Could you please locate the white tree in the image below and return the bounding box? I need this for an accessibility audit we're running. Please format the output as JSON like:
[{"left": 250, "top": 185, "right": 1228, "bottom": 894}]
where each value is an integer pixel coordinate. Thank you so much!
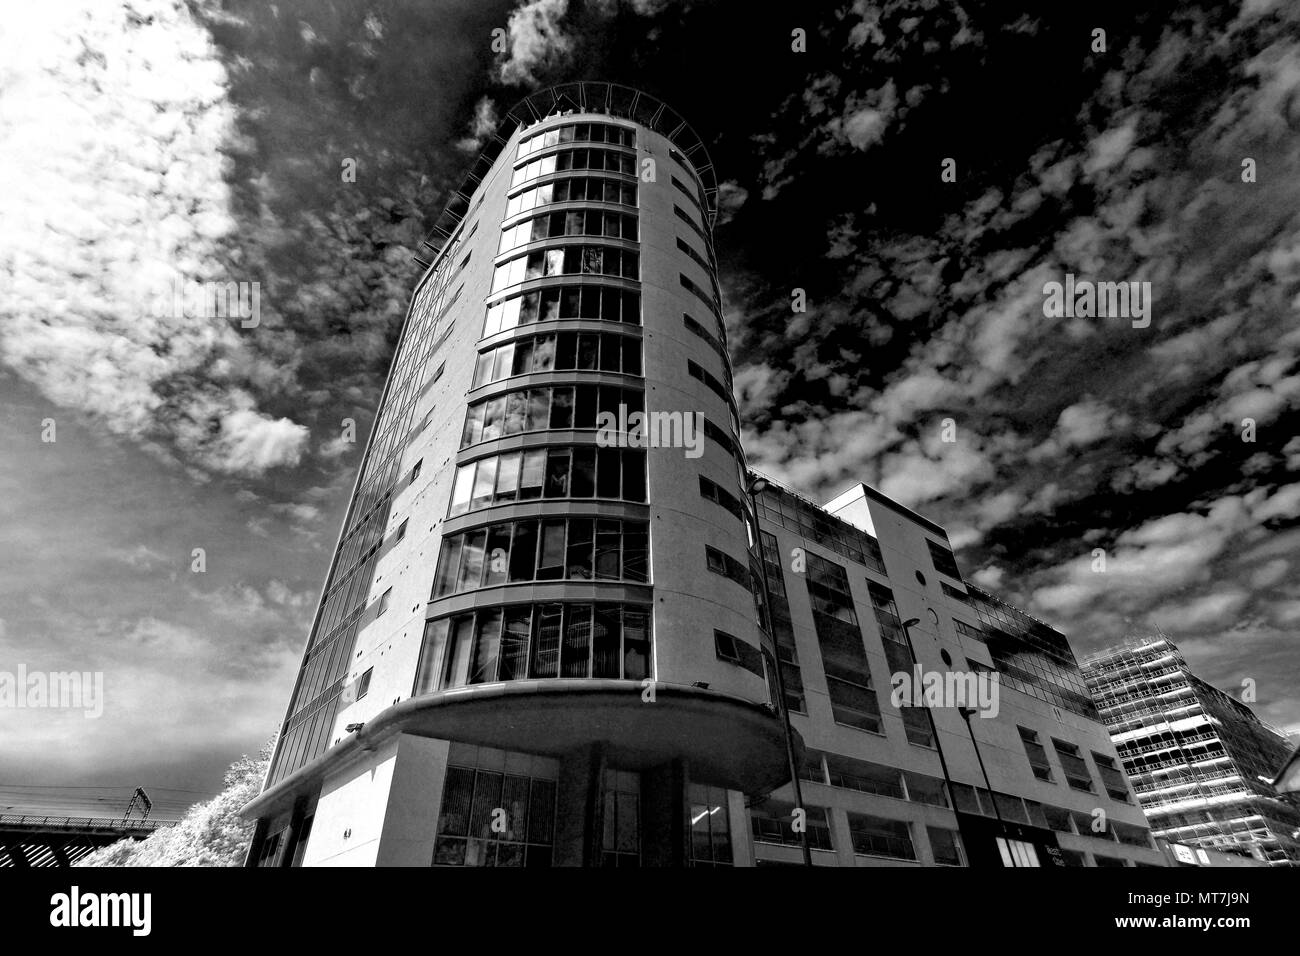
[{"left": 78, "top": 735, "right": 275, "bottom": 867}]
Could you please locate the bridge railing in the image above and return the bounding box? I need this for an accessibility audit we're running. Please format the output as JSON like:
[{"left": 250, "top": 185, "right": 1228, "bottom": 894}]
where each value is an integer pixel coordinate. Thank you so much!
[{"left": 0, "top": 814, "right": 175, "bottom": 832}]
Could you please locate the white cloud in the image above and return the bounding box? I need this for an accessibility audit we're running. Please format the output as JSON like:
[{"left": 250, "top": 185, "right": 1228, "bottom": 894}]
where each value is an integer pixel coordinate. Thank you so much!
[
  {"left": 0, "top": 0, "right": 310, "bottom": 477},
  {"left": 495, "top": 0, "right": 573, "bottom": 85}
]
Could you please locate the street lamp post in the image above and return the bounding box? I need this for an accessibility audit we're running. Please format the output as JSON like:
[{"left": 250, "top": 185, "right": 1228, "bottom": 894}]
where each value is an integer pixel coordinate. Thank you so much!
[
  {"left": 899, "top": 618, "right": 959, "bottom": 797},
  {"left": 746, "top": 475, "right": 813, "bottom": 867},
  {"left": 900, "top": 617, "right": 1012, "bottom": 866}
]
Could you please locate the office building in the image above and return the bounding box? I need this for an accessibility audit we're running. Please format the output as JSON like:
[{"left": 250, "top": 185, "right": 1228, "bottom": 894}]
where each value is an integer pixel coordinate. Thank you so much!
[
  {"left": 242, "top": 83, "right": 1159, "bottom": 867},
  {"left": 748, "top": 480, "right": 1162, "bottom": 866},
  {"left": 242, "top": 83, "right": 786, "bottom": 866},
  {"left": 1081, "top": 634, "right": 1300, "bottom": 865}
]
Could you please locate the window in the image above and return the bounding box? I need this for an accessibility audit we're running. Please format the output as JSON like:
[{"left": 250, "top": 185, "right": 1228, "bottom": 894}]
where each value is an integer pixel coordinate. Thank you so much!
[
  {"left": 396, "top": 519, "right": 408, "bottom": 542},
  {"left": 510, "top": 146, "right": 636, "bottom": 188},
  {"left": 506, "top": 175, "right": 638, "bottom": 218},
  {"left": 500, "top": 209, "right": 638, "bottom": 253},
  {"left": 848, "top": 813, "right": 915, "bottom": 860},
  {"left": 449, "top": 447, "right": 646, "bottom": 516},
  {"left": 484, "top": 285, "right": 640, "bottom": 337},
  {"left": 410, "top": 459, "right": 423, "bottom": 482},
  {"left": 679, "top": 273, "right": 720, "bottom": 317},
  {"left": 356, "top": 667, "right": 372, "bottom": 699},
  {"left": 433, "top": 766, "right": 556, "bottom": 867},
  {"left": 432, "top": 518, "right": 649, "bottom": 596},
  {"left": 806, "top": 555, "right": 880, "bottom": 732},
  {"left": 1051, "top": 738, "right": 1096, "bottom": 792},
  {"left": 754, "top": 483, "right": 887, "bottom": 575},
  {"left": 705, "top": 545, "right": 751, "bottom": 590},
  {"left": 953, "top": 618, "right": 985, "bottom": 642},
  {"left": 516, "top": 121, "right": 635, "bottom": 159},
  {"left": 1092, "top": 752, "right": 1132, "bottom": 802},
  {"left": 472, "top": 330, "right": 641, "bottom": 387},
  {"left": 713, "top": 629, "right": 764, "bottom": 677},
  {"left": 701, "top": 417, "right": 743, "bottom": 463},
  {"left": 806, "top": 553, "right": 856, "bottom": 622},
  {"left": 672, "top": 174, "right": 705, "bottom": 212},
  {"left": 825, "top": 755, "right": 904, "bottom": 799},
  {"left": 682, "top": 313, "right": 730, "bottom": 373},
  {"left": 900, "top": 707, "right": 935, "bottom": 748},
  {"left": 941, "top": 581, "right": 969, "bottom": 604},
  {"left": 688, "top": 784, "right": 733, "bottom": 867},
  {"left": 927, "top": 539, "right": 962, "bottom": 580},
  {"left": 699, "top": 475, "right": 744, "bottom": 521},
  {"left": 1093, "top": 855, "right": 1127, "bottom": 867},
  {"left": 903, "top": 772, "right": 949, "bottom": 808},
  {"left": 997, "top": 837, "right": 1041, "bottom": 867},
  {"left": 460, "top": 384, "right": 645, "bottom": 448},
  {"left": 827, "top": 674, "right": 881, "bottom": 733},
  {"left": 601, "top": 770, "right": 641, "bottom": 866},
  {"left": 377, "top": 587, "right": 392, "bottom": 616},
  {"left": 676, "top": 235, "right": 716, "bottom": 284},
  {"left": 750, "top": 801, "right": 833, "bottom": 851},
  {"left": 1113, "top": 821, "right": 1151, "bottom": 848},
  {"left": 687, "top": 359, "right": 734, "bottom": 411},
  {"left": 673, "top": 204, "right": 711, "bottom": 249},
  {"left": 255, "top": 829, "right": 284, "bottom": 867},
  {"left": 1018, "top": 726, "right": 1055, "bottom": 782},
  {"left": 1042, "top": 804, "right": 1073, "bottom": 832},
  {"left": 866, "top": 581, "right": 904, "bottom": 644},
  {"left": 416, "top": 602, "right": 651, "bottom": 690},
  {"left": 928, "top": 827, "right": 964, "bottom": 866},
  {"left": 492, "top": 244, "right": 638, "bottom": 293}
]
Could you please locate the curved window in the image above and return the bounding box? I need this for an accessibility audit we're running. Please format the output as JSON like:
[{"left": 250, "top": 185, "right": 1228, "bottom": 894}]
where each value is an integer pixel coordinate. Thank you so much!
[
  {"left": 474, "top": 331, "right": 641, "bottom": 388},
  {"left": 512, "top": 148, "right": 635, "bottom": 188},
  {"left": 461, "top": 384, "right": 644, "bottom": 448},
  {"left": 507, "top": 177, "right": 638, "bottom": 218},
  {"left": 518, "top": 122, "right": 635, "bottom": 160},
  {"left": 416, "top": 600, "right": 650, "bottom": 693},
  {"left": 449, "top": 446, "right": 647, "bottom": 516},
  {"left": 500, "top": 210, "right": 637, "bottom": 254},
  {"left": 492, "top": 245, "right": 638, "bottom": 294},
  {"left": 432, "top": 517, "right": 649, "bottom": 597},
  {"left": 484, "top": 285, "right": 640, "bottom": 337}
]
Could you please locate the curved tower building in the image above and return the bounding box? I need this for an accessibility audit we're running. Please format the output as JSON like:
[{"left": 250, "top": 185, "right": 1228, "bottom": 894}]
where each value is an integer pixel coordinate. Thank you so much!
[{"left": 243, "top": 83, "right": 791, "bottom": 867}]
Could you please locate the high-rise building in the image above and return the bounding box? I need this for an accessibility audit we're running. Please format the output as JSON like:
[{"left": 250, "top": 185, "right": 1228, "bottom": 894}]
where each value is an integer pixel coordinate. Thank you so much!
[
  {"left": 242, "top": 83, "right": 789, "bottom": 867},
  {"left": 1081, "top": 634, "right": 1300, "bottom": 866},
  {"left": 748, "top": 481, "right": 1162, "bottom": 866},
  {"left": 242, "top": 83, "right": 1158, "bottom": 867}
]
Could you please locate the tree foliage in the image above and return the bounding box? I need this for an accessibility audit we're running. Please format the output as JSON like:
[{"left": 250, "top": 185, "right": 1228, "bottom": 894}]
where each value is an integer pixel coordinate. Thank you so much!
[{"left": 78, "top": 736, "right": 275, "bottom": 867}]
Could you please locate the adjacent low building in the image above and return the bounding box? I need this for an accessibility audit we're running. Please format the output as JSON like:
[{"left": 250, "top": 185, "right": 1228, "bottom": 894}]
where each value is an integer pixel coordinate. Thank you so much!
[
  {"left": 1081, "top": 634, "right": 1300, "bottom": 866},
  {"left": 748, "top": 480, "right": 1162, "bottom": 867}
]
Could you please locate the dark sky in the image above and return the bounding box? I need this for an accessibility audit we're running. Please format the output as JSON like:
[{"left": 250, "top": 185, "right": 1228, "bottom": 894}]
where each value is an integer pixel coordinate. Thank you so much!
[{"left": 2, "top": 0, "right": 1298, "bottom": 812}]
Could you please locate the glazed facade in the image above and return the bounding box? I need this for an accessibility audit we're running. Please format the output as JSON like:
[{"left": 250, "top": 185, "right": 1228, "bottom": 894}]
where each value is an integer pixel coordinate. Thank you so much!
[{"left": 1081, "top": 635, "right": 1300, "bottom": 865}]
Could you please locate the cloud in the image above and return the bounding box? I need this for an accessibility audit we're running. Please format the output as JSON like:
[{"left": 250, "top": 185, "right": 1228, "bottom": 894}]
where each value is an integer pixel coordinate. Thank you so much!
[
  {"left": 495, "top": 0, "right": 573, "bottom": 85},
  {"left": 455, "top": 95, "right": 498, "bottom": 153},
  {"left": 0, "top": 0, "right": 310, "bottom": 478},
  {"left": 1082, "top": 119, "right": 1139, "bottom": 178}
]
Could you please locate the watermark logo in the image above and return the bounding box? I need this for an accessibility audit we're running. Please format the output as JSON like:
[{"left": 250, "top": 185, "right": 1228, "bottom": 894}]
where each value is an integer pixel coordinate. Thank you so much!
[
  {"left": 0, "top": 665, "right": 103, "bottom": 718},
  {"left": 1042, "top": 274, "right": 1151, "bottom": 329},
  {"left": 50, "top": 887, "right": 150, "bottom": 936},
  {"left": 151, "top": 273, "right": 261, "bottom": 328},
  {"left": 890, "top": 665, "right": 999, "bottom": 718},
  {"left": 595, "top": 404, "right": 704, "bottom": 459}
]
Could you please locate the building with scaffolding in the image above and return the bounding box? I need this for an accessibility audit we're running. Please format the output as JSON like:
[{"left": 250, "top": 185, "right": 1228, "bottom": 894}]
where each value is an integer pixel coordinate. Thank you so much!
[{"left": 1080, "top": 634, "right": 1300, "bottom": 865}]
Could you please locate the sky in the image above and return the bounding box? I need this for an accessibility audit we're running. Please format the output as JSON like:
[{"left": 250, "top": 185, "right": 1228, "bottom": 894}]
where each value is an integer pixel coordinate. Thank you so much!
[{"left": 2, "top": 0, "right": 1299, "bottom": 814}]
